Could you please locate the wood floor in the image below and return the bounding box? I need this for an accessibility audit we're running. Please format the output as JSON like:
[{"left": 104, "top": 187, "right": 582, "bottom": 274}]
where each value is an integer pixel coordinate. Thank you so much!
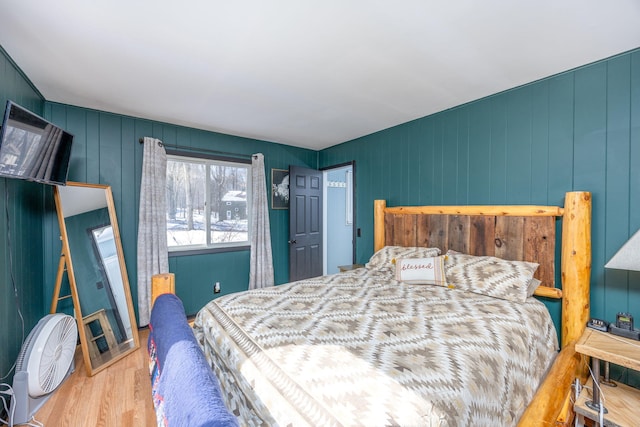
[{"left": 7, "top": 328, "right": 156, "bottom": 427}]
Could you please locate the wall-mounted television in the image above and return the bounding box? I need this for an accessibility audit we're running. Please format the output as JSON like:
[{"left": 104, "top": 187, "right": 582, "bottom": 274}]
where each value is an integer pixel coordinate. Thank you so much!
[{"left": 0, "top": 101, "right": 73, "bottom": 185}]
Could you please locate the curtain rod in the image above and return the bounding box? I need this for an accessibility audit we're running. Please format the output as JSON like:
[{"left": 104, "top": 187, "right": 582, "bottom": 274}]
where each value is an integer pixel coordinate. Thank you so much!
[{"left": 138, "top": 137, "right": 255, "bottom": 160}]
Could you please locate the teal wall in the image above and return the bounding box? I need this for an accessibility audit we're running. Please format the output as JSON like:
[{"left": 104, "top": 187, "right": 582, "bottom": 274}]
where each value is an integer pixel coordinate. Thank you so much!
[
  {"left": 320, "top": 48, "right": 640, "bottom": 386},
  {"left": 42, "top": 102, "right": 318, "bottom": 318},
  {"left": 0, "top": 47, "right": 46, "bottom": 380}
]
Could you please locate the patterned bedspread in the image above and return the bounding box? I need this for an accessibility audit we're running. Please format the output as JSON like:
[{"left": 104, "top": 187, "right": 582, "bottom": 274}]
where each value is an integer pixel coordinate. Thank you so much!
[{"left": 193, "top": 266, "right": 558, "bottom": 426}]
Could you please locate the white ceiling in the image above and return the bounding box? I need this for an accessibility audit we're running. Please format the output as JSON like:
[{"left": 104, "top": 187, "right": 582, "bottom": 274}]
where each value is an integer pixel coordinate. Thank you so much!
[{"left": 1, "top": 1, "right": 639, "bottom": 150}]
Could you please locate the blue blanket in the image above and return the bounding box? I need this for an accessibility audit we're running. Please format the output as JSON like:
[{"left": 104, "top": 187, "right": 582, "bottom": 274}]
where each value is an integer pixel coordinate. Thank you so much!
[{"left": 148, "top": 293, "right": 238, "bottom": 427}]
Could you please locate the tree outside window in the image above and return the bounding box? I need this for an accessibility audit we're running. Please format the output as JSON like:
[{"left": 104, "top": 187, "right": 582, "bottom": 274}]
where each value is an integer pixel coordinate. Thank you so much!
[{"left": 166, "top": 154, "right": 251, "bottom": 251}]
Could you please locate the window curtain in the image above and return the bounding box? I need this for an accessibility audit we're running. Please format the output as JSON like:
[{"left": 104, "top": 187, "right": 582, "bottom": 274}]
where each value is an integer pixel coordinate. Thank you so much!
[
  {"left": 137, "top": 137, "right": 169, "bottom": 326},
  {"left": 249, "top": 153, "right": 274, "bottom": 289}
]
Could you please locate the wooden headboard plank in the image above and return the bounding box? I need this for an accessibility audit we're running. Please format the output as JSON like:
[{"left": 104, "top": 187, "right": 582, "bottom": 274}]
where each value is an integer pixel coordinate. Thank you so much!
[
  {"left": 447, "top": 215, "right": 470, "bottom": 253},
  {"left": 427, "top": 215, "right": 447, "bottom": 249},
  {"left": 401, "top": 215, "right": 416, "bottom": 247},
  {"left": 469, "top": 216, "right": 495, "bottom": 256},
  {"left": 495, "top": 216, "right": 525, "bottom": 260},
  {"left": 416, "top": 215, "right": 431, "bottom": 247},
  {"left": 525, "top": 216, "right": 556, "bottom": 289}
]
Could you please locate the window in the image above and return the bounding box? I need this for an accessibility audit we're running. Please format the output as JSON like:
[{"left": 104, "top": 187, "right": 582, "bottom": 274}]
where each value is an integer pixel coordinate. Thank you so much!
[{"left": 166, "top": 154, "right": 251, "bottom": 252}]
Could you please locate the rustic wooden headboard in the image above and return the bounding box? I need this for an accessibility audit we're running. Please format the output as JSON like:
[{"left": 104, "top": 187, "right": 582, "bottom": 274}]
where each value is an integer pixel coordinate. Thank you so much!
[
  {"left": 377, "top": 206, "right": 558, "bottom": 288},
  {"left": 373, "top": 192, "right": 591, "bottom": 344},
  {"left": 373, "top": 191, "right": 592, "bottom": 425}
]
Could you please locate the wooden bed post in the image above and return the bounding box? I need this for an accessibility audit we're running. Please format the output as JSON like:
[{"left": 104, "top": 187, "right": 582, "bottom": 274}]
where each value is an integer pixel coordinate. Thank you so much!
[
  {"left": 520, "top": 192, "right": 591, "bottom": 426},
  {"left": 152, "top": 273, "right": 176, "bottom": 308},
  {"left": 561, "top": 191, "right": 591, "bottom": 348},
  {"left": 374, "top": 200, "right": 386, "bottom": 252}
]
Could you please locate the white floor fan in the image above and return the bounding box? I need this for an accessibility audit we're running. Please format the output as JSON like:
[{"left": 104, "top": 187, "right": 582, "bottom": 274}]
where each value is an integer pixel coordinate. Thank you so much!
[{"left": 10, "top": 314, "right": 77, "bottom": 426}]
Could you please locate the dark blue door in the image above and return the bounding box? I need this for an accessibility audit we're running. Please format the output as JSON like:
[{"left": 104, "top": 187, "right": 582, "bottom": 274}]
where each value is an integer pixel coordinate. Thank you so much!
[{"left": 288, "top": 165, "right": 323, "bottom": 281}]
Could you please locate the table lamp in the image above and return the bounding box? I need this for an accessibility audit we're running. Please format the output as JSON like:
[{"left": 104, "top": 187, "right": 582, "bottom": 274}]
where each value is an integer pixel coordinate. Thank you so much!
[
  {"left": 604, "top": 229, "right": 640, "bottom": 341},
  {"left": 605, "top": 229, "right": 640, "bottom": 271}
]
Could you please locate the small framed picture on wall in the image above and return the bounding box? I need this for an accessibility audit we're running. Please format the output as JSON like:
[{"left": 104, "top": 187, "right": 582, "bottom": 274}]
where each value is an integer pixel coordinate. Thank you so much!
[{"left": 271, "top": 169, "right": 289, "bottom": 209}]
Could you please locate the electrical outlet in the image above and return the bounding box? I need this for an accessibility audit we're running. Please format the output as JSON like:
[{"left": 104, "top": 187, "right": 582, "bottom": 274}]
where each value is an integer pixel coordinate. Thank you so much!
[{"left": 214, "top": 282, "right": 221, "bottom": 293}]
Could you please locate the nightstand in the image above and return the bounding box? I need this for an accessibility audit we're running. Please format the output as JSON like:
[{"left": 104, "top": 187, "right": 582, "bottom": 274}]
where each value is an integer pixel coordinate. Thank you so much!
[
  {"left": 337, "top": 264, "right": 364, "bottom": 272},
  {"left": 574, "top": 328, "right": 640, "bottom": 426}
]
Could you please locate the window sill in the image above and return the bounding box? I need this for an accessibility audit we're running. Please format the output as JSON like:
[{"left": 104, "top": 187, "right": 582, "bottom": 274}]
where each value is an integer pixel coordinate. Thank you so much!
[{"left": 168, "top": 245, "right": 250, "bottom": 257}]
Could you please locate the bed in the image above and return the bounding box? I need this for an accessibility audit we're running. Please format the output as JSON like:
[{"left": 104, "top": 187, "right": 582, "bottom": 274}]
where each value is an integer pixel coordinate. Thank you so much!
[{"left": 193, "top": 191, "right": 592, "bottom": 426}]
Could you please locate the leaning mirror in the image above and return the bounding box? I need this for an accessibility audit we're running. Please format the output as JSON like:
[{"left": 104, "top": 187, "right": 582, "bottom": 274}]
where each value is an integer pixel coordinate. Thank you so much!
[{"left": 53, "top": 181, "right": 139, "bottom": 376}]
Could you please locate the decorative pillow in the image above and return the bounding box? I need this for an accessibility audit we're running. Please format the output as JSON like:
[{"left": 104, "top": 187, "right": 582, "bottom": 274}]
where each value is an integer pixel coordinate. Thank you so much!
[
  {"left": 395, "top": 256, "right": 446, "bottom": 285},
  {"left": 366, "top": 246, "right": 441, "bottom": 269},
  {"left": 444, "top": 251, "right": 539, "bottom": 303}
]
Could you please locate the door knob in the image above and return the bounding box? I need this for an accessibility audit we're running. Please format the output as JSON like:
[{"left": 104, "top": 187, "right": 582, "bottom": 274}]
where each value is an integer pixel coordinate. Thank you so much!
[{"left": 288, "top": 239, "right": 297, "bottom": 244}]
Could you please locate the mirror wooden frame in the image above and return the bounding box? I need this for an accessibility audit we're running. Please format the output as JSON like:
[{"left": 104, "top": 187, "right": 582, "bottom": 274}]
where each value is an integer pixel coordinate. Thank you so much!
[{"left": 52, "top": 181, "right": 139, "bottom": 376}]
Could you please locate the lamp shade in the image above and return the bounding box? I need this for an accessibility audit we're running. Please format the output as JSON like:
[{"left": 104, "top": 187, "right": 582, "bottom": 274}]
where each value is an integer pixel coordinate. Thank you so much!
[{"left": 605, "top": 229, "right": 640, "bottom": 271}]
